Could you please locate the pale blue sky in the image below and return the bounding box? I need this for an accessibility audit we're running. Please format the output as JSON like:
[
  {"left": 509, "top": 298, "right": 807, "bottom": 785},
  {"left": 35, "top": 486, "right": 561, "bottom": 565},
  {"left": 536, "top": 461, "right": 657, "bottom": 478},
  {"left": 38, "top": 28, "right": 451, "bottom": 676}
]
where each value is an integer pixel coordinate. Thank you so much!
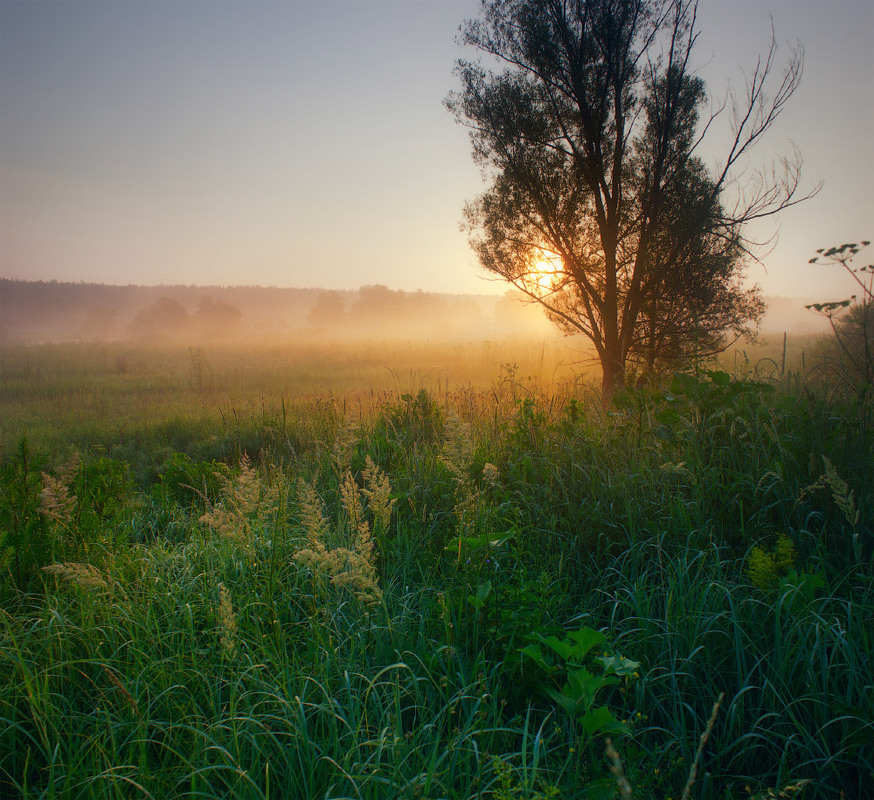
[{"left": 1, "top": 0, "right": 871, "bottom": 299}]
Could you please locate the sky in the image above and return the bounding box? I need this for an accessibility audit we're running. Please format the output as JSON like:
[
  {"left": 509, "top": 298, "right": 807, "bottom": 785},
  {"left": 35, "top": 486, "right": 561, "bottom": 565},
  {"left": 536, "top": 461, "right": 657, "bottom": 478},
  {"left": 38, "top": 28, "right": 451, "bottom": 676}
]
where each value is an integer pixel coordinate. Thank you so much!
[{"left": 0, "top": 0, "right": 871, "bottom": 300}]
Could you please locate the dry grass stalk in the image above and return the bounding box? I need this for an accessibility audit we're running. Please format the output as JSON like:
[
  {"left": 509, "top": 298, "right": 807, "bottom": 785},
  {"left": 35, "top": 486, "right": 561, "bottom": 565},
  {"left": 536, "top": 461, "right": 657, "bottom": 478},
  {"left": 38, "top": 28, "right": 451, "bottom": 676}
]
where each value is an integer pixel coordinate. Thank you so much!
[
  {"left": 340, "top": 471, "right": 366, "bottom": 536},
  {"left": 102, "top": 665, "right": 140, "bottom": 718},
  {"left": 752, "top": 779, "right": 812, "bottom": 799},
  {"left": 681, "top": 691, "right": 725, "bottom": 800},
  {"left": 332, "top": 415, "right": 359, "bottom": 475},
  {"left": 361, "top": 455, "right": 396, "bottom": 534},
  {"left": 605, "top": 738, "right": 633, "bottom": 800},
  {"left": 199, "top": 455, "right": 278, "bottom": 548},
  {"left": 801, "top": 455, "right": 859, "bottom": 528},
  {"left": 42, "top": 562, "right": 110, "bottom": 591},
  {"left": 293, "top": 473, "right": 384, "bottom": 607},
  {"left": 440, "top": 411, "right": 481, "bottom": 543},
  {"left": 38, "top": 473, "right": 76, "bottom": 528},
  {"left": 440, "top": 410, "right": 474, "bottom": 486},
  {"left": 297, "top": 477, "right": 329, "bottom": 545},
  {"left": 55, "top": 452, "right": 82, "bottom": 486},
  {"left": 482, "top": 462, "right": 500, "bottom": 488},
  {"left": 659, "top": 460, "right": 696, "bottom": 484},
  {"left": 218, "top": 582, "right": 238, "bottom": 657},
  {"left": 39, "top": 453, "right": 81, "bottom": 537}
]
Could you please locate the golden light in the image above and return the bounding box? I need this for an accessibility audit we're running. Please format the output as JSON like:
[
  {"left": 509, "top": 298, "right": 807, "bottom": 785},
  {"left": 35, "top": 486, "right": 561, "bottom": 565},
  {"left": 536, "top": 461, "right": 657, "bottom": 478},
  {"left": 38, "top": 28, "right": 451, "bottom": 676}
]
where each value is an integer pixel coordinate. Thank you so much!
[{"left": 525, "top": 250, "right": 563, "bottom": 295}]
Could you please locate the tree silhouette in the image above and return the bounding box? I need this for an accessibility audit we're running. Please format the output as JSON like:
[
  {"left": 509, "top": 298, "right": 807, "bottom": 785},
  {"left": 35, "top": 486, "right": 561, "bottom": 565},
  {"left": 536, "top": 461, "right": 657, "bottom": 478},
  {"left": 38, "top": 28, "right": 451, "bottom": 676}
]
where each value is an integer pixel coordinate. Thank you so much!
[
  {"left": 307, "top": 291, "right": 348, "bottom": 333},
  {"left": 448, "top": 0, "right": 817, "bottom": 397},
  {"left": 196, "top": 296, "right": 242, "bottom": 340},
  {"left": 129, "top": 296, "right": 190, "bottom": 341}
]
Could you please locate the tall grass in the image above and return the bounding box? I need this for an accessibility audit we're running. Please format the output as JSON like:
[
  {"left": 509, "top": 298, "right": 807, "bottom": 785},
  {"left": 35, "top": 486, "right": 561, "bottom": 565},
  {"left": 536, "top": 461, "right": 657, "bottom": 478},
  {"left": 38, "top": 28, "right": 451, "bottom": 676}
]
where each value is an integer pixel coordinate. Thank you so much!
[{"left": 0, "top": 342, "right": 871, "bottom": 798}]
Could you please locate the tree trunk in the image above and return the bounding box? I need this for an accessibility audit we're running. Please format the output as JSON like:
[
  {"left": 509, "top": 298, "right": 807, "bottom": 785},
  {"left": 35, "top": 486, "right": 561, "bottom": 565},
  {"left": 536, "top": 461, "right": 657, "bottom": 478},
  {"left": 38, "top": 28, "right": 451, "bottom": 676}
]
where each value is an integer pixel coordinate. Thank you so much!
[{"left": 600, "top": 349, "right": 626, "bottom": 404}]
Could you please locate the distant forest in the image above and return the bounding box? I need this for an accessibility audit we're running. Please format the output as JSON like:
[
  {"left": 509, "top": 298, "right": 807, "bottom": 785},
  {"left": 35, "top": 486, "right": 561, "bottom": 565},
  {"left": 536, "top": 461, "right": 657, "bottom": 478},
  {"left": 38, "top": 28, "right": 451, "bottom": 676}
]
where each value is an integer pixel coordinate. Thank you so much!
[
  {"left": 0, "top": 280, "right": 557, "bottom": 344},
  {"left": 0, "top": 279, "right": 824, "bottom": 345}
]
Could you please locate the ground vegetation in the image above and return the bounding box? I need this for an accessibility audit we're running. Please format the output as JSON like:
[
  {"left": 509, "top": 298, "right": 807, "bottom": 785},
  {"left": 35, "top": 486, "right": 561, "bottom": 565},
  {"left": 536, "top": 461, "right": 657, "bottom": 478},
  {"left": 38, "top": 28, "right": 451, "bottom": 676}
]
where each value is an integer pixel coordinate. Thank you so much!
[{"left": 0, "top": 339, "right": 870, "bottom": 798}]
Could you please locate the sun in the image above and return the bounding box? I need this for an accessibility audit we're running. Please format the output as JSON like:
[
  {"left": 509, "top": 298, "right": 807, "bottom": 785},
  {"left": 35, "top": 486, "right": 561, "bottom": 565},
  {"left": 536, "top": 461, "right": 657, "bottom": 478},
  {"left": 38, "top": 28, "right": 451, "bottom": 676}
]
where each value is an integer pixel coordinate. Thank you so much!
[{"left": 525, "top": 251, "right": 563, "bottom": 294}]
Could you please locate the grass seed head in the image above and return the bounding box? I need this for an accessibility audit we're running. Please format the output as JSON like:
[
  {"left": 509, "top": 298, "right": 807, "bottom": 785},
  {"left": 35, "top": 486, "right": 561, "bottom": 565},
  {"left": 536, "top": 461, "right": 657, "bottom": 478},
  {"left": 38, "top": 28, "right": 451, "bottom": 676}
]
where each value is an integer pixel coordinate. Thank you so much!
[
  {"left": 218, "top": 582, "right": 238, "bottom": 657},
  {"left": 361, "top": 455, "right": 396, "bottom": 534},
  {"left": 39, "top": 473, "right": 77, "bottom": 528},
  {"left": 42, "top": 562, "right": 110, "bottom": 590}
]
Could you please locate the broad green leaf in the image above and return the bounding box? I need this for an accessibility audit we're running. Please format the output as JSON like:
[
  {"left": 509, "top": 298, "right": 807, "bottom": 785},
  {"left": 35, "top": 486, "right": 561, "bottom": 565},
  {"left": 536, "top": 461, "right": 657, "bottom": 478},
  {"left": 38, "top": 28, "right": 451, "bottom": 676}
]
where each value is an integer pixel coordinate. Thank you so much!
[
  {"left": 520, "top": 644, "right": 553, "bottom": 673},
  {"left": 566, "top": 626, "right": 606, "bottom": 660},
  {"left": 467, "top": 580, "right": 492, "bottom": 609},
  {"left": 544, "top": 686, "right": 586, "bottom": 716},
  {"left": 565, "top": 666, "right": 609, "bottom": 704},
  {"left": 655, "top": 407, "right": 680, "bottom": 425},
  {"left": 580, "top": 704, "right": 618, "bottom": 736},
  {"left": 535, "top": 633, "right": 576, "bottom": 662},
  {"left": 669, "top": 372, "right": 699, "bottom": 395},
  {"left": 598, "top": 654, "right": 641, "bottom": 677}
]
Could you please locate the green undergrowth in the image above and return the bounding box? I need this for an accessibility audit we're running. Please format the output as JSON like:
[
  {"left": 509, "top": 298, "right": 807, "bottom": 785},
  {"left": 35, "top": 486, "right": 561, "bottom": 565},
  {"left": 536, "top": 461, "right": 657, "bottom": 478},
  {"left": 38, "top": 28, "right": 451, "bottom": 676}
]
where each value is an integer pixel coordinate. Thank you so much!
[{"left": 0, "top": 368, "right": 871, "bottom": 799}]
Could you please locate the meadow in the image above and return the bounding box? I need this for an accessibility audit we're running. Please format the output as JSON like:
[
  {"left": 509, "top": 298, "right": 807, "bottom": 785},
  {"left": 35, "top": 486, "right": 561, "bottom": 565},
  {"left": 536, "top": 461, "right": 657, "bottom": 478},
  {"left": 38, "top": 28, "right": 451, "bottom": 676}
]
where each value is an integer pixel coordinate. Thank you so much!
[{"left": 0, "top": 336, "right": 871, "bottom": 799}]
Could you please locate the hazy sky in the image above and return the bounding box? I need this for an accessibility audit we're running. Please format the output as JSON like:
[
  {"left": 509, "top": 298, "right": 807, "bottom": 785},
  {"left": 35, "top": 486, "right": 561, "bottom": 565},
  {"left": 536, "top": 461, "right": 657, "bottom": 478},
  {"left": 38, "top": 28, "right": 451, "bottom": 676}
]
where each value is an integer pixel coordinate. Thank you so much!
[{"left": 1, "top": 0, "right": 871, "bottom": 299}]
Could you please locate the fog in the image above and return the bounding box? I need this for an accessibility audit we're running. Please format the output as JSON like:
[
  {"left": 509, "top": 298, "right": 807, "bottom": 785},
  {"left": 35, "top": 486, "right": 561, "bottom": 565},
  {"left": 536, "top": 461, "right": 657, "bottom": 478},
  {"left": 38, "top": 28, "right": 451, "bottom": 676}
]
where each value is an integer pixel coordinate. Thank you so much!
[{"left": 0, "top": 279, "right": 828, "bottom": 348}]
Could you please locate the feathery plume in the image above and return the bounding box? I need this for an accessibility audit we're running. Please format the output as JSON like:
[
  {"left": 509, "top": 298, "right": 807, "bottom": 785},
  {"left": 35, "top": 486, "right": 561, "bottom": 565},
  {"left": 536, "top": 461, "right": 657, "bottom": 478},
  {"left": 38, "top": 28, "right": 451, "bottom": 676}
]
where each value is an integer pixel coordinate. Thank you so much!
[
  {"left": 43, "top": 562, "right": 110, "bottom": 590},
  {"left": 332, "top": 416, "right": 359, "bottom": 475},
  {"left": 293, "top": 471, "right": 382, "bottom": 606},
  {"left": 802, "top": 455, "right": 859, "bottom": 528},
  {"left": 362, "top": 455, "right": 396, "bottom": 534},
  {"left": 440, "top": 411, "right": 474, "bottom": 485},
  {"left": 39, "top": 474, "right": 77, "bottom": 528},
  {"left": 482, "top": 462, "right": 500, "bottom": 488},
  {"left": 200, "top": 455, "right": 278, "bottom": 548},
  {"left": 218, "top": 582, "right": 238, "bottom": 657}
]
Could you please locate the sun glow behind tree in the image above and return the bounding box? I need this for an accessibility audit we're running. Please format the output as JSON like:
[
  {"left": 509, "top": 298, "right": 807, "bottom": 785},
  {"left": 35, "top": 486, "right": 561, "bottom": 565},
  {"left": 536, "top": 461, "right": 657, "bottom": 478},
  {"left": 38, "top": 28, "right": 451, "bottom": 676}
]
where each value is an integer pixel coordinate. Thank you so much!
[
  {"left": 524, "top": 249, "right": 565, "bottom": 296},
  {"left": 449, "top": 0, "right": 817, "bottom": 398}
]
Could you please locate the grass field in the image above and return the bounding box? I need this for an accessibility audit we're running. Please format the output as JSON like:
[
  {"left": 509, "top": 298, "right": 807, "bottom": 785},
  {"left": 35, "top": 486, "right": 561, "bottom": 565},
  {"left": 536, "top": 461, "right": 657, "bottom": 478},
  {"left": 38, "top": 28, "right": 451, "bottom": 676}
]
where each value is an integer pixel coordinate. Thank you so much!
[{"left": 0, "top": 337, "right": 871, "bottom": 799}]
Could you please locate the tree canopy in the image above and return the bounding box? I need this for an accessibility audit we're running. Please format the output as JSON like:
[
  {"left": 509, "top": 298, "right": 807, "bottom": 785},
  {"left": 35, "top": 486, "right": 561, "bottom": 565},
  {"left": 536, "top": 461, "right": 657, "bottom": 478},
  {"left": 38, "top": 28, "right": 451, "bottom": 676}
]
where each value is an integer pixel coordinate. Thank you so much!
[{"left": 448, "top": 0, "right": 816, "bottom": 397}]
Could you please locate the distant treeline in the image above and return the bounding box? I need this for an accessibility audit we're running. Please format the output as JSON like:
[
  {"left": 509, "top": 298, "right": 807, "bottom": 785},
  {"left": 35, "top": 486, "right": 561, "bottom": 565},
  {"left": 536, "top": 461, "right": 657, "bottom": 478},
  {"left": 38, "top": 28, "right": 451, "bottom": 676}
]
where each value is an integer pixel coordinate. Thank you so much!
[{"left": 0, "top": 280, "right": 556, "bottom": 344}]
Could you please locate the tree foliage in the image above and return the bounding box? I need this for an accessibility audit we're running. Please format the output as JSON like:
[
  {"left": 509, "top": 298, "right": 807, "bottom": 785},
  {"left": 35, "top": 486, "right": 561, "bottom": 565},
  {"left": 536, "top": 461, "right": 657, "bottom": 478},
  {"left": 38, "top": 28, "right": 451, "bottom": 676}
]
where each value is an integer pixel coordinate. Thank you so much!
[{"left": 448, "top": 0, "right": 815, "bottom": 396}]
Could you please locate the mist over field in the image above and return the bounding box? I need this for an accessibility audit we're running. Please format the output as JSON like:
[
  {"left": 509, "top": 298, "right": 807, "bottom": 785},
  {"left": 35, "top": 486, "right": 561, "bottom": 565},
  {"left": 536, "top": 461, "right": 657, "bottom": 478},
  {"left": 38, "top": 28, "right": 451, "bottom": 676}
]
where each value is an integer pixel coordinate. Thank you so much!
[{"left": 0, "top": 279, "right": 829, "bottom": 346}]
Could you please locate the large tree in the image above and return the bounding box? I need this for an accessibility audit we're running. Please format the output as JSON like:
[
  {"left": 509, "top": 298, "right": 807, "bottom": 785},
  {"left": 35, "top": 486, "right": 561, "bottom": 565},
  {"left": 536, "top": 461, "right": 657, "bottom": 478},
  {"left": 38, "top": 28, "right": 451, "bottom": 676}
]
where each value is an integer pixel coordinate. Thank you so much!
[{"left": 448, "top": 0, "right": 815, "bottom": 397}]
